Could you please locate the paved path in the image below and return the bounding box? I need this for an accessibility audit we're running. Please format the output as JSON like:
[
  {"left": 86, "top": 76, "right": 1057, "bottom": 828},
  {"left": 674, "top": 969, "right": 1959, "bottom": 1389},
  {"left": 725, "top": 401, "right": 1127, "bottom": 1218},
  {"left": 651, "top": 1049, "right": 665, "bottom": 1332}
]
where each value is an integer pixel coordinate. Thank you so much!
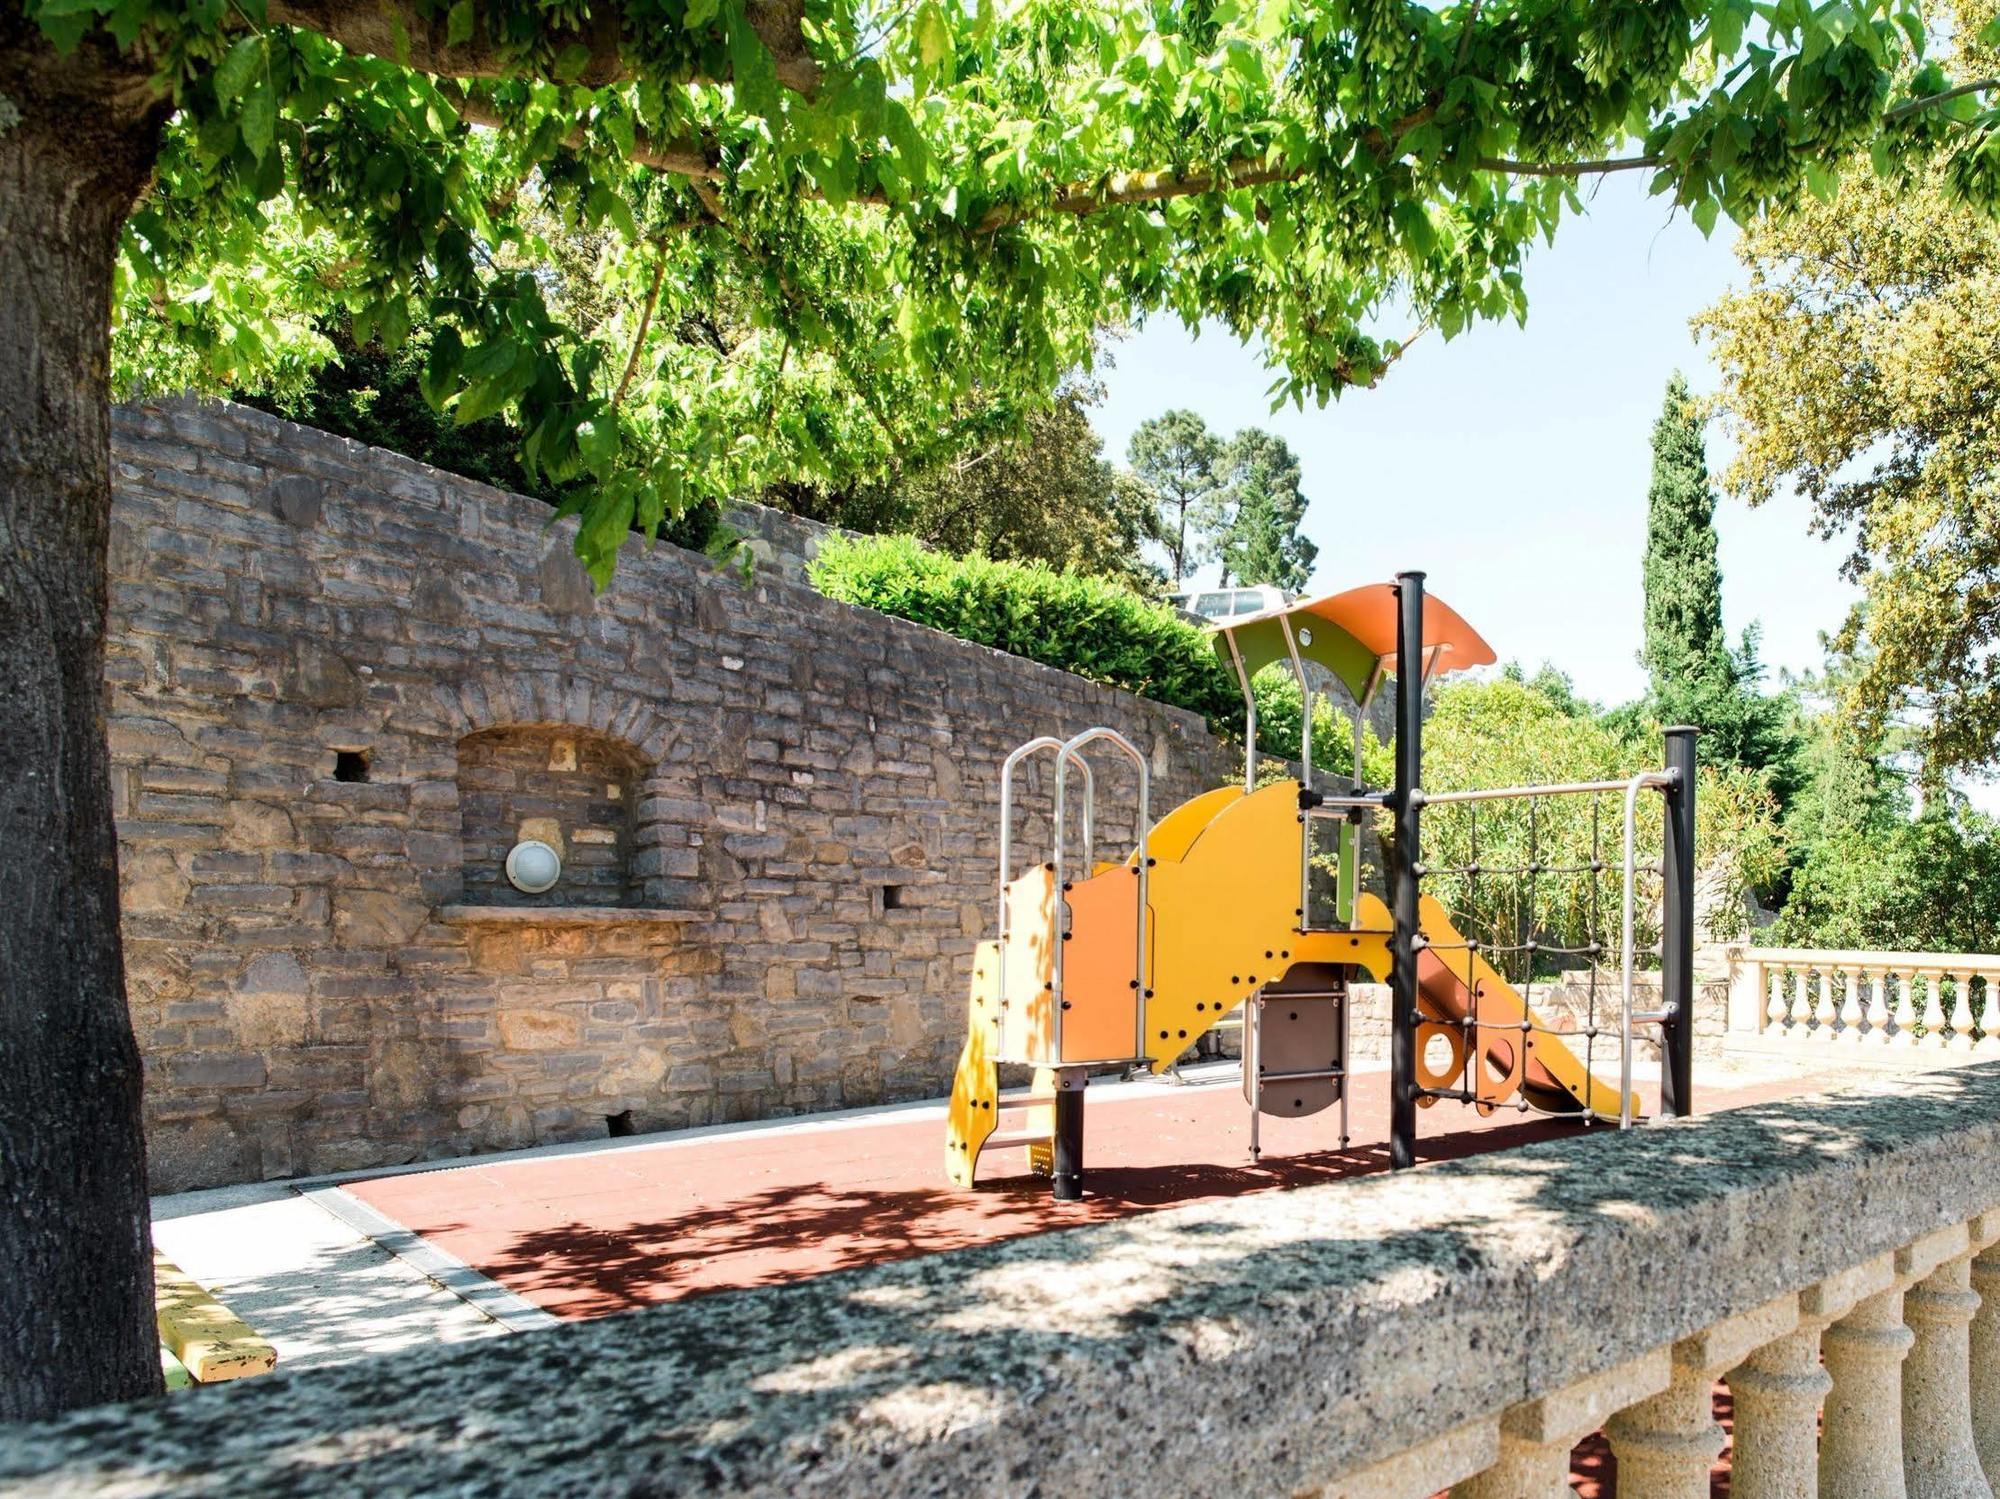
[{"left": 151, "top": 1183, "right": 505, "bottom": 1372}]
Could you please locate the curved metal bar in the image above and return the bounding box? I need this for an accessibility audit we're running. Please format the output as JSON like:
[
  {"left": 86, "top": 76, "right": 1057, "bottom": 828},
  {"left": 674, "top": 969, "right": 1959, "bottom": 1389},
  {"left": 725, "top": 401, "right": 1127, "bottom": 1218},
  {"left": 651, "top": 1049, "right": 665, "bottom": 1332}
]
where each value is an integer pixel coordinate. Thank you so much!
[
  {"left": 997, "top": 738, "right": 1094, "bottom": 1018},
  {"left": 1277, "top": 615, "right": 1313, "bottom": 794},
  {"left": 1222, "top": 628, "right": 1257, "bottom": 792},
  {"left": 1620, "top": 768, "right": 1678, "bottom": 1128},
  {"left": 1278, "top": 614, "right": 1315, "bottom": 929},
  {"left": 1056, "top": 728, "right": 1151, "bottom": 1063}
]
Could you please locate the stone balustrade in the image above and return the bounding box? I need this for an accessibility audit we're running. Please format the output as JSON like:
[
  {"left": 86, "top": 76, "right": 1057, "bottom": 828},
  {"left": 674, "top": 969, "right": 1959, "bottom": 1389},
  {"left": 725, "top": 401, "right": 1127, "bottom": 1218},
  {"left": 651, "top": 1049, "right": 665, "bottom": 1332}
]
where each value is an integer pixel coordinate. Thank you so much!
[
  {"left": 1727, "top": 945, "right": 2000, "bottom": 1064},
  {"left": 10, "top": 1065, "right": 2000, "bottom": 1496}
]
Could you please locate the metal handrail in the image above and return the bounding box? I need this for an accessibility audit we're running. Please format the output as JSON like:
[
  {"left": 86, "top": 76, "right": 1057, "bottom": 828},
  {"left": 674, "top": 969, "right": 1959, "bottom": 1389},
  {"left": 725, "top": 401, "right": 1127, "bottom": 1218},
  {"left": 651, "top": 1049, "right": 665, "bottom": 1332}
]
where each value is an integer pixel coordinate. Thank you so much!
[
  {"left": 1223, "top": 630, "right": 1257, "bottom": 792},
  {"left": 996, "top": 738, "right": 1096, "bottom": 1019},
  {"left": 1419, "top": 777, "right": 1663, "bottom": 806},
  {"left": 1056, "top": 727, "right": 1150, "bottom": 1063}
]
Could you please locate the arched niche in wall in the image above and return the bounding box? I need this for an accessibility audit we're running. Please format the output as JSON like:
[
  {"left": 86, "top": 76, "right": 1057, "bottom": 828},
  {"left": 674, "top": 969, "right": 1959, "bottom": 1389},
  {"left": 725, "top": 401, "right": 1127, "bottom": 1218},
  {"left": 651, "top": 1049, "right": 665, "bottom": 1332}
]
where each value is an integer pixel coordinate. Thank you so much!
[{"left": 456, "top": 725, "right": 646, "bottom": 906}]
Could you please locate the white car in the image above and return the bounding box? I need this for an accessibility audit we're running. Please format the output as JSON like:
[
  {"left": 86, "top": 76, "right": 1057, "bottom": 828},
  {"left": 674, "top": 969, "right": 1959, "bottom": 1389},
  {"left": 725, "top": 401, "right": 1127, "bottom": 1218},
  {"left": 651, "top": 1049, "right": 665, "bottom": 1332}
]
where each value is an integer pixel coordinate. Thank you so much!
[{"left": 1167, "top": 584, "right": 1292, "bottom": 622}]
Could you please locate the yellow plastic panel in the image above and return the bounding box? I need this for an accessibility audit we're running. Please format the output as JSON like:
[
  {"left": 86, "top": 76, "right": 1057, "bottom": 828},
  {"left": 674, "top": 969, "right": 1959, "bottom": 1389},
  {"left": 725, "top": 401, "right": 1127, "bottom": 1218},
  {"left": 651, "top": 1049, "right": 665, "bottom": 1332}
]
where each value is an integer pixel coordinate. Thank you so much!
[
  {"left": 997, "top": 867, "right": 1058, "bottom": 1063},
  {"left": 945, "top": 941, "right": 1002, "bottom": 1186},
  {"left": 1139, "top": 783, "right": 1392, "bottom": 1071},
  {"left": 1131, "top": 784, "right": 1243, "bottom": 865}
]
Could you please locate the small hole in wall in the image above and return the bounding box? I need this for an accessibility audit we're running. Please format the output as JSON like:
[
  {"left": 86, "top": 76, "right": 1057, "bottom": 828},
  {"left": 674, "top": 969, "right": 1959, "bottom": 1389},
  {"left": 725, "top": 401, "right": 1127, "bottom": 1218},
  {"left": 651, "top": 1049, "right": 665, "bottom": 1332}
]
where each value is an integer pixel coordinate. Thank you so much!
[
  {"left": 605, "top": 1110, "right": 636, "bottom": 1138},
  {"left": 333, "top": 750, "right": 370, "bottom": 783},
  {"left": 882, "top": 885, "right": 905, "bottom": 910}
]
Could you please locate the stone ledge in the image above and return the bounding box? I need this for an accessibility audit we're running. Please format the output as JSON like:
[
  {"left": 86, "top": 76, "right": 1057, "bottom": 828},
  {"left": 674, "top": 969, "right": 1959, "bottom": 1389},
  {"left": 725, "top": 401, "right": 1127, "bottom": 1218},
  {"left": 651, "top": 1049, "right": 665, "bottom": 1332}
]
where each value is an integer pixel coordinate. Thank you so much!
[
  {"left": 10, "top": 1064, "right": 2000, "bottom": 1496},
  {"left": 436, "top": 904, "right": 706, "bottom": 927}
]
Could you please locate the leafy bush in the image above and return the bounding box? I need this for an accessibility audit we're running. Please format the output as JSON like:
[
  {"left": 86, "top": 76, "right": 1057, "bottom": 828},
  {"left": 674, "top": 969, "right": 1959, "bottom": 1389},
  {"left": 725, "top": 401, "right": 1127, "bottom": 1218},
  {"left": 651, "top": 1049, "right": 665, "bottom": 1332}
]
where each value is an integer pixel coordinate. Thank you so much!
[{"left": 808, "top": 533, "right": 1240, "bottom": 725}]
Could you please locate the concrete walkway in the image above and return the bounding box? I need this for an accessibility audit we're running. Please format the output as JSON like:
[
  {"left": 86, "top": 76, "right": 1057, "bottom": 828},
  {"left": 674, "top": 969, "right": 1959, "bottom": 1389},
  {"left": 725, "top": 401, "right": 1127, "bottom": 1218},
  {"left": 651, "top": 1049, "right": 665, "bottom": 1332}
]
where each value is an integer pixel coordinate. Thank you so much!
[{"left": 151, "top": 1183, "right": 506, "bottom": 1372}]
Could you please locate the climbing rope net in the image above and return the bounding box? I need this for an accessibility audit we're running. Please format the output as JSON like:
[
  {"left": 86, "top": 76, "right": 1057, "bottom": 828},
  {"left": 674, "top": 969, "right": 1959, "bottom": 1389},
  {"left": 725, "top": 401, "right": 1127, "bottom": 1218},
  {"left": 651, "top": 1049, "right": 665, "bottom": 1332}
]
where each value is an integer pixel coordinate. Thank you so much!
[{"left": 1413, "top": 779, "right": 1673, "bottom": 1124}]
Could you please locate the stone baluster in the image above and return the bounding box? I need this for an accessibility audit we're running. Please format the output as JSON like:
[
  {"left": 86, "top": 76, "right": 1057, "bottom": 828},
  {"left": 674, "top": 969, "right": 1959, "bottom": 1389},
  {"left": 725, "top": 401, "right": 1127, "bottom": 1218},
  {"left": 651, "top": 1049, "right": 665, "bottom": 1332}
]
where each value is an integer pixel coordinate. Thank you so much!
[
  {"left": 1970, "top": 1234, "right": 2000, "bottom": 1484},
  {"left": 1976, "top": 973, "right": 2000, "bottom": 1054},
  {"left": 1949, "top": 969, "right": 1978, "bottom": 1053},
  {"left": 1606, "top": 1298, "right": 1797, "bottom": 1498},
  {"left": 1821, "top": 1253, "right": 1916, "bottom": 1499},
  {"left": 1729, "top": 1319, "right": 1834, "bottom": 1499},
  {"left": 1886, "top": 967, "right": 1915, "bottom": 1049},
  {"left": 1764, "top": 960, "right": 1787, "bottom": 1036},
  {"left": 1450, "top": 1350, "right": 1670, "bottom": 1499},
  {"left": 1817, "top": 966, "right": 1838, "bottom": 1043},
  {"left": 1904, "top": 1239, "right": 1994, "bottom": 1498}
]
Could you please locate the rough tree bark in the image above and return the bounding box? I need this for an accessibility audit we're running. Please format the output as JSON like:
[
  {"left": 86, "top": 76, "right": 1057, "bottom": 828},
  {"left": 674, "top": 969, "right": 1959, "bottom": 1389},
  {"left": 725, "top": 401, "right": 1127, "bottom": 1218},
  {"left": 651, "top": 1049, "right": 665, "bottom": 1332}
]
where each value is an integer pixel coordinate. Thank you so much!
[{"left": 0, "top": 19, "right": 172, "bottom": 1421}]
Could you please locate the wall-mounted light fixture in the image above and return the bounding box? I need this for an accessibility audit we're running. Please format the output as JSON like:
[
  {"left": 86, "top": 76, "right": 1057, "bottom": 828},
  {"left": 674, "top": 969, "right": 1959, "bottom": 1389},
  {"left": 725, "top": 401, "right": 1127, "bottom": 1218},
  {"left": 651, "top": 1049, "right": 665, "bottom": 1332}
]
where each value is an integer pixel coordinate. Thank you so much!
[{"left": 505, "top": 839, "right": 562, "bottom": 894}]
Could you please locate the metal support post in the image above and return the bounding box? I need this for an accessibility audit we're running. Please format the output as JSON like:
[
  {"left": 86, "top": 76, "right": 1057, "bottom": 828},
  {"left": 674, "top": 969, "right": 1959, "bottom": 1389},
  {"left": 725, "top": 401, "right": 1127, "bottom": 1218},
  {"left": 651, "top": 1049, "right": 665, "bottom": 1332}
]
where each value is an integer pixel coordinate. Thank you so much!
[
  {"left": 1389, "top": 571, "right": 1425, "bottom": 1170},
  {"left": 1661, "top": 726, "right": 1698, "bottom": 1118}
]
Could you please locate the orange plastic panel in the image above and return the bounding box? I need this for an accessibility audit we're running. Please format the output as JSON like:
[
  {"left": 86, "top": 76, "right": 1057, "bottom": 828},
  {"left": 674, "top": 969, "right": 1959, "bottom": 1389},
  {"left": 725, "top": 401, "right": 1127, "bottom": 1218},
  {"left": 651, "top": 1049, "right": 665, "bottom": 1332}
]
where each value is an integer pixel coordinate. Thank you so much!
[{"left": 1060, "top": 864, "right": 1143, "bottom": 1064}]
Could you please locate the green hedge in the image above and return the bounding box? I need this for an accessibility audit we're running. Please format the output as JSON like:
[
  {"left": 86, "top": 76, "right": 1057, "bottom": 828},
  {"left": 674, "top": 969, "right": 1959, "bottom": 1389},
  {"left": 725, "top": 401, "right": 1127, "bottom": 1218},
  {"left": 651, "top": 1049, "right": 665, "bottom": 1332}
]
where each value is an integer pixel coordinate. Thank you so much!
[{"left": 808, "top": 534, "right": 1242, "bottom": 727}]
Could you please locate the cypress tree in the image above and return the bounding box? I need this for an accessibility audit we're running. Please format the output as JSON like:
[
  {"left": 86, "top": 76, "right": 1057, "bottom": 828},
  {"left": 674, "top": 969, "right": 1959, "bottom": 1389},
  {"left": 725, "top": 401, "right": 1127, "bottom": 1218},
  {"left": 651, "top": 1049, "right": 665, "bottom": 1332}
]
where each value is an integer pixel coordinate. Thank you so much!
[
  {"left": 1639, "top": 372, "right": 1795, "bottom": 780},
  {"left": 1642, "top": 372, "right": 1731, "bottom": 709}
]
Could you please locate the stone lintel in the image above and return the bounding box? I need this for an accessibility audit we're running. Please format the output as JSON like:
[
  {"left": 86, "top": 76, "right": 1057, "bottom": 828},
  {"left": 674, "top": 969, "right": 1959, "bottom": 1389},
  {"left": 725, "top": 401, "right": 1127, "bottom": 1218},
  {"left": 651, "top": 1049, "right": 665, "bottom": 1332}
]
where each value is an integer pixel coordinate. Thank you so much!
[
  {"left": 1899, "top": 1222, "right": 1975, "bottom": 1285},
  {"left": 1501, "top": 1348, "right": 1672, "bottom": 1445},
  {"left": 436, "top": 904, "right": 705, "bottom": 926},
  {"left": 1676, "top": 1294, "right": 1800, "bottom": 1376},
  {"left": 1314, "top": 1418, "right": 1497, "bottom": 1499},
  {"left": 1804, "top": 1253, "right": 1898, "bottom": 1324}
]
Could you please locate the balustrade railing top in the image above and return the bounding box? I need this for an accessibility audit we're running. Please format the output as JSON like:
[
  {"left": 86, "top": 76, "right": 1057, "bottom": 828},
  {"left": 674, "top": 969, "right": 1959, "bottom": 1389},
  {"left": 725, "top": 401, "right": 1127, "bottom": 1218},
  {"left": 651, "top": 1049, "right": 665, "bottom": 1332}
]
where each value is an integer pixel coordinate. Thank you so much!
[
  {"left": 1728, "top": 945, "right": 2000, "bottom": 1061},
  {"left": 10, "top": 1066, "right": 2000, "bottom": 1497}
]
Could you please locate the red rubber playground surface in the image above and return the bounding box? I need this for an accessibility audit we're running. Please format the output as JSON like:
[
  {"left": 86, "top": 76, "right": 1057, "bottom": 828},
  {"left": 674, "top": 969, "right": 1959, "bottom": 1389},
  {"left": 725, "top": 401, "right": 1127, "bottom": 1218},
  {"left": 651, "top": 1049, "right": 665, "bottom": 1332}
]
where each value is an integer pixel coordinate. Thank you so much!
[{"left": 340, "top": 1063, "right": 1837, "bottom": 1323}]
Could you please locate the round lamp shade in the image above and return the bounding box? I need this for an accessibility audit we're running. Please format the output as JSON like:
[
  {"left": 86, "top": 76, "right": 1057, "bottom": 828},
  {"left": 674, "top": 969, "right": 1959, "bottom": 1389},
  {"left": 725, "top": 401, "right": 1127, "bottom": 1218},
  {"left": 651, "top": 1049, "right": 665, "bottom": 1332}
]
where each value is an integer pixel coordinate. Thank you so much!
[{"left": 505, "top": 839, "right": 562, "bottom": 894}]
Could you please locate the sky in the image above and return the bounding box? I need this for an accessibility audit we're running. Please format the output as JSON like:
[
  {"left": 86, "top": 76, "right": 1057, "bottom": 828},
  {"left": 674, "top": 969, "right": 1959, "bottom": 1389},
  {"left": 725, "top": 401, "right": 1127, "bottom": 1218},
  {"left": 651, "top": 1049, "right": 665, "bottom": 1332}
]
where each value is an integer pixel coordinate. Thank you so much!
[{"left": 1087, "top": 172, "right": 1859, "bottom": 715}]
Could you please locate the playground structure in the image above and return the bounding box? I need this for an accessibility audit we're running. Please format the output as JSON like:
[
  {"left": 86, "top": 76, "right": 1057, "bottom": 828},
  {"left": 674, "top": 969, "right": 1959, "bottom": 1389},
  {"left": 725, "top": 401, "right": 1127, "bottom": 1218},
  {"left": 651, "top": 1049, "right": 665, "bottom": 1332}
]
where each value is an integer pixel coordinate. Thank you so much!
[{"left": 947, "top": 571, "right": 1699, "bottom": 1199}]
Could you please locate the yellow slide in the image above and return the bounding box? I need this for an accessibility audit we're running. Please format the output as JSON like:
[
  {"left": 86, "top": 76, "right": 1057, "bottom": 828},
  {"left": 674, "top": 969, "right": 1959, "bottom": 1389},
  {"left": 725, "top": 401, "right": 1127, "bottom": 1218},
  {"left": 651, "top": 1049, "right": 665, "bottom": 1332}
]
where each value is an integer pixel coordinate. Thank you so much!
[{"left": 1412, "top": 895, "right": 1638, "bottom": 1121}]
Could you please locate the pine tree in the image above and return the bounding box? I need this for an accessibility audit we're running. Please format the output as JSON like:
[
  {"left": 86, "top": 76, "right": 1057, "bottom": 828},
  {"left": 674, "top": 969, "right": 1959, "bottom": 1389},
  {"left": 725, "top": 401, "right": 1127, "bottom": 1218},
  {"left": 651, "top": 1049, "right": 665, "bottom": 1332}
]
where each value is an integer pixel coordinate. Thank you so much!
[
  {"left": 1214, "top": 429, "right": 1317, "bottom": 590},
  {"left": 1127, "top": 410, "right": 1223, "bottom": 586}
]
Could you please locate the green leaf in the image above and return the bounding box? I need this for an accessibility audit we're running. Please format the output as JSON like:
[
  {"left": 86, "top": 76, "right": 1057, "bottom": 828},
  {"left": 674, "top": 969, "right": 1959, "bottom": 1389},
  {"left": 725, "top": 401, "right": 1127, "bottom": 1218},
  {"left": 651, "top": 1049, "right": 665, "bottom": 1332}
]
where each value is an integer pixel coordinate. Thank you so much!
[
  {"left": 446, "top": 0, "right": 474, "bottom": 46},
  {"left": 1691, "top": 195, "right": 1720, "bottom": 237},
  {"left": 914, "top": 2, "right": 952, "bottom": 70},
  {"left": 577, "top": 413, "right": 620, "bottom": 475},
  {"left": 240, "top": 79, "right": 276, "bottom": 161},
  {"left": 213, "top": 35, "right": 264, "bottom": 101}
]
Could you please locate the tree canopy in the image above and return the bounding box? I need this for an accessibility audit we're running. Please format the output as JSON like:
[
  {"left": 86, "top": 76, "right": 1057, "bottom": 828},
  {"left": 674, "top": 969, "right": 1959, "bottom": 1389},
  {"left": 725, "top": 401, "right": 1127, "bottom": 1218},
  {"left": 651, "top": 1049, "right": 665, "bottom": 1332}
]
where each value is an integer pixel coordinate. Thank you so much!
[
  {"left": 37, "top": 0, "right": 2000, "bottom": 591},
  {"left": 1699, "top": 0, "right": 2000, "bottom": 781}
]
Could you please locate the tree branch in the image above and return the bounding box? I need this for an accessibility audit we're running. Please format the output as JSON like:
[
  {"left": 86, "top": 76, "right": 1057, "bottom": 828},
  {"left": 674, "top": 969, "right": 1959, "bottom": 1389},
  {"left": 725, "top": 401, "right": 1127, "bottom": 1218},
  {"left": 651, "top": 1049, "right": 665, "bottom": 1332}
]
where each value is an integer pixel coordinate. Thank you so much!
[
  {"left": 1473, "top": 152, "right": 1662, "bottom": 177},
  {"left": 1884, "top": 77, "right": 1999, "bottom": 123},
  {"left": 266, "top": 0, "right": 821, "bottom": 96},
  {"left": 612, "top": 232, "right": 675, "bottom": 407},
  {"left": 451, "top": 87, "right": 724, "bottom": 181}
]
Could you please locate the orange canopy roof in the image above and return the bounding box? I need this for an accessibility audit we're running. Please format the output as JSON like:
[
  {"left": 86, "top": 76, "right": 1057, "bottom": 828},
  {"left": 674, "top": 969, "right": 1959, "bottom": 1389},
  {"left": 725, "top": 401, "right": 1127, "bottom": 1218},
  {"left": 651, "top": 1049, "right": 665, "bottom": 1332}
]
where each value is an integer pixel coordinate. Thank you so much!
[
  {"left": 1212, "top": 582, "right": 1495, "bottom": 695},
  {"left": 1295, "top": 584, "right": 1495, "bottom": 677}
]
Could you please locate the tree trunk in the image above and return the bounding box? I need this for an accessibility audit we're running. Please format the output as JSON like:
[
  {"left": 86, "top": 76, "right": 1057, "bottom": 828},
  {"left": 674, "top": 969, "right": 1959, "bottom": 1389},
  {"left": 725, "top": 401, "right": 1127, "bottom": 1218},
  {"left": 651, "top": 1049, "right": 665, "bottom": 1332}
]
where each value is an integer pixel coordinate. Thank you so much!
[{"left": 0, "top": 20, "right": 171, "bottom": 1421}]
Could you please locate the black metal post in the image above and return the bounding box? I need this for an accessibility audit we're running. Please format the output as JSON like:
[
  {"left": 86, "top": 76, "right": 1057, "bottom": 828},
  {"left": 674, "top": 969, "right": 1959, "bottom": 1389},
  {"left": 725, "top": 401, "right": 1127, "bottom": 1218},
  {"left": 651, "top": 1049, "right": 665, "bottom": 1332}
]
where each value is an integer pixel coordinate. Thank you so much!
[
  {"left": 1389, "top": 571, "right": 1425, "bottom": 1170},
  {"left": 1051, "top": 1078, "right": 1085, "bottom": 1200},
  {"left": 1661, "top": 726, "right": 1698, "bottom": 1118}
]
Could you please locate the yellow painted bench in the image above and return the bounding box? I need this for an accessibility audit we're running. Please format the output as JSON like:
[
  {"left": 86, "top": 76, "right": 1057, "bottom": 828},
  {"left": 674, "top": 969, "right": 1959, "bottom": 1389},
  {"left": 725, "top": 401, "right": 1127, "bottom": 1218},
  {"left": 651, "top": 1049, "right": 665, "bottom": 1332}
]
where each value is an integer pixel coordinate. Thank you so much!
[{"left": 154, "top": 1253, "right": 277, "bottom": 1384}]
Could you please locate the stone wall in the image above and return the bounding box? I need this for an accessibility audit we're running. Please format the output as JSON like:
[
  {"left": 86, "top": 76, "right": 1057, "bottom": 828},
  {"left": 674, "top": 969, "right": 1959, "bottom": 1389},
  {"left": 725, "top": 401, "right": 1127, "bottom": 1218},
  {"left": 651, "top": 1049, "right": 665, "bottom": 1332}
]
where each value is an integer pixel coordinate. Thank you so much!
[{"left": 109, "top": 398, "right": 1240, "bottom": 1192}]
